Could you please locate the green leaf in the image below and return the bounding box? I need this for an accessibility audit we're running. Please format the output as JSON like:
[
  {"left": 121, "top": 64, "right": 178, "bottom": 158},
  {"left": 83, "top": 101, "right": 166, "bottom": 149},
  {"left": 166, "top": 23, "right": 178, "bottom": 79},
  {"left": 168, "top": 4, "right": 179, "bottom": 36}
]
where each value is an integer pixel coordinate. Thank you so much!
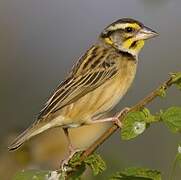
[
  {"left": 121, "top": 109, "right": 155, "bottom": 140},
  {"left": 141, "top": 108, "right": 156, "bottom": 123},
  {"left": 84, "top": 153, "right": 106, "bottom": 175},
  {"left": 68, "top": 152, "right": 106, "bottom": 177},
  {"left": 69, "top": 164, "right": 86, "bottom": 180},
  {"left": 69, "top": 151, "right": 84, "bottom": 168},
  {"left": 161, "top": 106, "right": 181, "bottom": 133},
  {"left": 68, "top": 151, "right": 86, "bottom": 179},
  {"left": 13, "top": 170, "right": 50, "bottom": 180},
  {"left": 110, "top": 167, "right": 161, "bottom": 180},
  {"left": 170, "top": 72, "right": 181, "bottom": 90}
]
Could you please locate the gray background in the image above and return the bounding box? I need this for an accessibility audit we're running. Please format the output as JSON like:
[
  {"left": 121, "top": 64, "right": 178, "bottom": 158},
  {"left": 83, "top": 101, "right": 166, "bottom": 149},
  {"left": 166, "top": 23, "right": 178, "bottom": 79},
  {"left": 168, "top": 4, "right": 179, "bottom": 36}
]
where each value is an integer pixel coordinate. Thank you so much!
[{"left": 0, "top": 0, "right": 181, "bottom": 179}]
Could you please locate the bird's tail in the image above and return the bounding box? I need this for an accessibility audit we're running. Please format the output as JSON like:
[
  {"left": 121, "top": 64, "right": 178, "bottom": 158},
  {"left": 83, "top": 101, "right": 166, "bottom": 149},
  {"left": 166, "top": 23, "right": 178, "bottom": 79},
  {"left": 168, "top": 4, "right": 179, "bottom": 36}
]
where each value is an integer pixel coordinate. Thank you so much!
[{"left": 8, "top": 122, "right": 50, "bottom": 151}]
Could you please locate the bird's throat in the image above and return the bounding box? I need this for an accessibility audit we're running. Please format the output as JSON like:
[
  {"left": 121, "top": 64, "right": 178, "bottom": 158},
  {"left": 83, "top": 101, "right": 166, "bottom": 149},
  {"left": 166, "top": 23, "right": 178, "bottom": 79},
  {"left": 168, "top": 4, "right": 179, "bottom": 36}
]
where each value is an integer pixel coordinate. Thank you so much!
[{"left": 122, "top": 39, "right": 145, "bottom": 56}]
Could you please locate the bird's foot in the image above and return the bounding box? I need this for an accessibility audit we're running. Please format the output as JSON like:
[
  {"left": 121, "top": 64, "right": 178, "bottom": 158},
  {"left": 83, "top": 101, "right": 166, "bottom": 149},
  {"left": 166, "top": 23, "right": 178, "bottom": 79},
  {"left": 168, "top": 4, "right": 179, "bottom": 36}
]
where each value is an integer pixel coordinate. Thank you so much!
[
  {"left": 114, "top": 107, "right": 130, "bottom": 128},
  {"left": 60, "top": 148, "right": 82, "bottom": 171},
  {"left": 116, "top": 107, "right": 130, "bottom": 118},
  {"left": 113, "top": 117, "right": 122, "bottom": 128}
]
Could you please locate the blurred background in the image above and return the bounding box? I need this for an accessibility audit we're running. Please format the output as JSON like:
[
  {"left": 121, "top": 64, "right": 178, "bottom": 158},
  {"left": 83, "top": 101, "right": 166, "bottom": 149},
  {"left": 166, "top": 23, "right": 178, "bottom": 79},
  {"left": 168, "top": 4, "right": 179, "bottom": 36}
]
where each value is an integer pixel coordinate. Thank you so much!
[{"left": 0, "top": 0, "right": 181, "bottom": 179}]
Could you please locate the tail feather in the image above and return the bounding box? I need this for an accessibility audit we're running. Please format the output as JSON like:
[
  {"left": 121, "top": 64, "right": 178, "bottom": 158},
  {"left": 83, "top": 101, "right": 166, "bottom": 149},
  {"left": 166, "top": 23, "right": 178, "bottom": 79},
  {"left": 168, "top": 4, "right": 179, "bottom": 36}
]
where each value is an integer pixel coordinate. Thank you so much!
[
  {"left": 8, "top": 126, "right": 35, "bottom": 151},
  {"left": 8, "top": 122, "right": 51, "bottom": 151},
  {"left": 8, "top": 116, "right": 65, "bottom": 151}
]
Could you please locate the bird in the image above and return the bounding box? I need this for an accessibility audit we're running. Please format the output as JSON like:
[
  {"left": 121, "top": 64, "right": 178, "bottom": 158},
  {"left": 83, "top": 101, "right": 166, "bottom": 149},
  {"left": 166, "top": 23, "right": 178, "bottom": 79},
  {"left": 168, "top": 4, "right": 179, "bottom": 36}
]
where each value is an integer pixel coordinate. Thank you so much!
[{"left": 8, "top": 18, "right": 158, "bottom": 155}]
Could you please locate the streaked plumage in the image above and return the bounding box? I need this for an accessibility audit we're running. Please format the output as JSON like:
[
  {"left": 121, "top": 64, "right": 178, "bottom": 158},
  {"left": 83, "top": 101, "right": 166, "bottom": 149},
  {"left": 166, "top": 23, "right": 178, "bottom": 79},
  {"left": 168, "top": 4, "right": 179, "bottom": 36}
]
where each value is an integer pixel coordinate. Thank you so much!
[{"left": 8, "top": 18, "right": 158, "bottom": 152}]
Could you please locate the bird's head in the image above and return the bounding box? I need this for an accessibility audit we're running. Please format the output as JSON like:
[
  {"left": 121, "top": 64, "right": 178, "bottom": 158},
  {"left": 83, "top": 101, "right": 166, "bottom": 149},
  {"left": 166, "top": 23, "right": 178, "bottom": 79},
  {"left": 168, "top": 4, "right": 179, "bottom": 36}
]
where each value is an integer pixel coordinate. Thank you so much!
[{"left": 100, "top": 18, "right": 158, "bottom": 56}]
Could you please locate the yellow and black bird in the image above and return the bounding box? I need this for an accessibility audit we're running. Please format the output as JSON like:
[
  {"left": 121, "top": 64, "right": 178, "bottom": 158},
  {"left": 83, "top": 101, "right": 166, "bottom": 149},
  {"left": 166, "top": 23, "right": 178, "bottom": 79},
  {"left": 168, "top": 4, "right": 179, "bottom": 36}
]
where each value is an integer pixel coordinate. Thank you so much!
[{"left": 9, "top": 18, "right": 158, "bottom": 154}]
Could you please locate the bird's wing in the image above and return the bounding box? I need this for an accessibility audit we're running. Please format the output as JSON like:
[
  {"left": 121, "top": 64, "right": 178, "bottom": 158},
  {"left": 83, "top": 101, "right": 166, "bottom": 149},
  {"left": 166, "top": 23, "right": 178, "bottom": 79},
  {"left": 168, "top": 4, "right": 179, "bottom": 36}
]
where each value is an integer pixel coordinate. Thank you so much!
[{"left": 37, "top": 48, "right": 119, "bottom": 119}]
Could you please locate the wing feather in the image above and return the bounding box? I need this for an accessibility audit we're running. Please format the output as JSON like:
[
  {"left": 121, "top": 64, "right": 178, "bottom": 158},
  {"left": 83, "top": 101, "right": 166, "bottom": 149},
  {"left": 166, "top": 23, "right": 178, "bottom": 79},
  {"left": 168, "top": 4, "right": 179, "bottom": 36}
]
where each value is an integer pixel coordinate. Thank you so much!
[{"left": 38, "top": 47, "right": 119, "bottom": 119}]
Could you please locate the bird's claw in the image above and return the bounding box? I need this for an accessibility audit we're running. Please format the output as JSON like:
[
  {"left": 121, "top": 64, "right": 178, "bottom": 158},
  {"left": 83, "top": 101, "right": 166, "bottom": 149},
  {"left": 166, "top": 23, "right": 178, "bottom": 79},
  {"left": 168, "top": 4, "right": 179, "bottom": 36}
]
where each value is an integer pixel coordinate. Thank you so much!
[
  {"left": 114, "top": 117, "right": 122, "bottom": 128},
  {"left": 114, "top": 107, "right": 130, "bottom": 128},
  {"left": 116, "top": 107, "right": 130, "bottom": 118},
  {"left": 60, "top": 148, "right": 82, "bottom": 171}
]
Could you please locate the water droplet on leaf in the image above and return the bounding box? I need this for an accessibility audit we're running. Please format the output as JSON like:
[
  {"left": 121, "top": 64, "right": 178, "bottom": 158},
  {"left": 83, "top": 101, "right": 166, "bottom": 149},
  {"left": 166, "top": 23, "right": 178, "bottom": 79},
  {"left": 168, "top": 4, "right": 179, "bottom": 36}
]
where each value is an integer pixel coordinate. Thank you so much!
[{"left": 133, "top": 122, "right": 146, "bottom": 135}]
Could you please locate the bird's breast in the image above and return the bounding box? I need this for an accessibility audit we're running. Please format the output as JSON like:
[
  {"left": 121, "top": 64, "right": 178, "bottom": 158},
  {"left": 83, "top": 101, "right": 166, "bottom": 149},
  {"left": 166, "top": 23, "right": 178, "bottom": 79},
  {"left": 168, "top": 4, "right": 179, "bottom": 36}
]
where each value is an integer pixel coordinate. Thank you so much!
[{"left": 90, "top": 59, "right": 137, "bottom": 117}]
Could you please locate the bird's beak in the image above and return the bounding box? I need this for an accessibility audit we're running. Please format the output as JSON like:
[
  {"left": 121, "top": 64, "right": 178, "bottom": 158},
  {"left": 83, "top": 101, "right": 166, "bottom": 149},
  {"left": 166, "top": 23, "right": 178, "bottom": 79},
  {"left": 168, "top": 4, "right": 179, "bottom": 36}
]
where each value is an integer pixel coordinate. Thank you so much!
[{"left": 136, "top": 26, "right": 159, "bottom": 40}]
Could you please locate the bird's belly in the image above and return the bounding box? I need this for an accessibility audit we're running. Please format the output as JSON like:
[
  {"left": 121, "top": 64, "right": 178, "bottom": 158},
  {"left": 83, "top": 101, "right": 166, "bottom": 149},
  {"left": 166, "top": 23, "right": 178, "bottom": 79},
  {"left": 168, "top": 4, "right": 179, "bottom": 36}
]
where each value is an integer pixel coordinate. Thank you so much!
[{"left": 61, "top": 65, "right": 137, "bottom": 125}]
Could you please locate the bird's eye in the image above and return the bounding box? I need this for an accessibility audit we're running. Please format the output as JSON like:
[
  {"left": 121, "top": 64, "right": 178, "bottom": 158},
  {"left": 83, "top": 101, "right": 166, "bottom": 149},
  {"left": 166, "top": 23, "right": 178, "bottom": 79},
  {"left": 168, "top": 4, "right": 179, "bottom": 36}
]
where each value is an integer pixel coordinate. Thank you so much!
[{"left": 125, "top": 27, "right": 134, "bottom": 33}]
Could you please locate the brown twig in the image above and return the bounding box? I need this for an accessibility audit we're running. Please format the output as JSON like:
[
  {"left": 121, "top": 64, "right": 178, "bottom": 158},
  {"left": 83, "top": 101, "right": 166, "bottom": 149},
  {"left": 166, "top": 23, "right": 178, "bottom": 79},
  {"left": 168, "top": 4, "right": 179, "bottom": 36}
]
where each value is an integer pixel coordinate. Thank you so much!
[{"left": 66, "top": 75, "right": 175, "bottom": 177}]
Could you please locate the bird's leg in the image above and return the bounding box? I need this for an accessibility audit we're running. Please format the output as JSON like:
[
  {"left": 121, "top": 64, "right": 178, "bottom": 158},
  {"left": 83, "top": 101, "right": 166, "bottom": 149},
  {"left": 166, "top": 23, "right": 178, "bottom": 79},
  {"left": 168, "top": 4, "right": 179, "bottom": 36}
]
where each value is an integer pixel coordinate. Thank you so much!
[
  {"left": 63, "top": 128, "right": 75, "bottom": 155},
  {"left": 61, "top": 128, "right": 81, "bottom": 170},
  {"left": 91, "top": 107, "right": 130, "bottom": 128},
  {"left": 91, "top": 117, "right": 122, "bottom": 128}
]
